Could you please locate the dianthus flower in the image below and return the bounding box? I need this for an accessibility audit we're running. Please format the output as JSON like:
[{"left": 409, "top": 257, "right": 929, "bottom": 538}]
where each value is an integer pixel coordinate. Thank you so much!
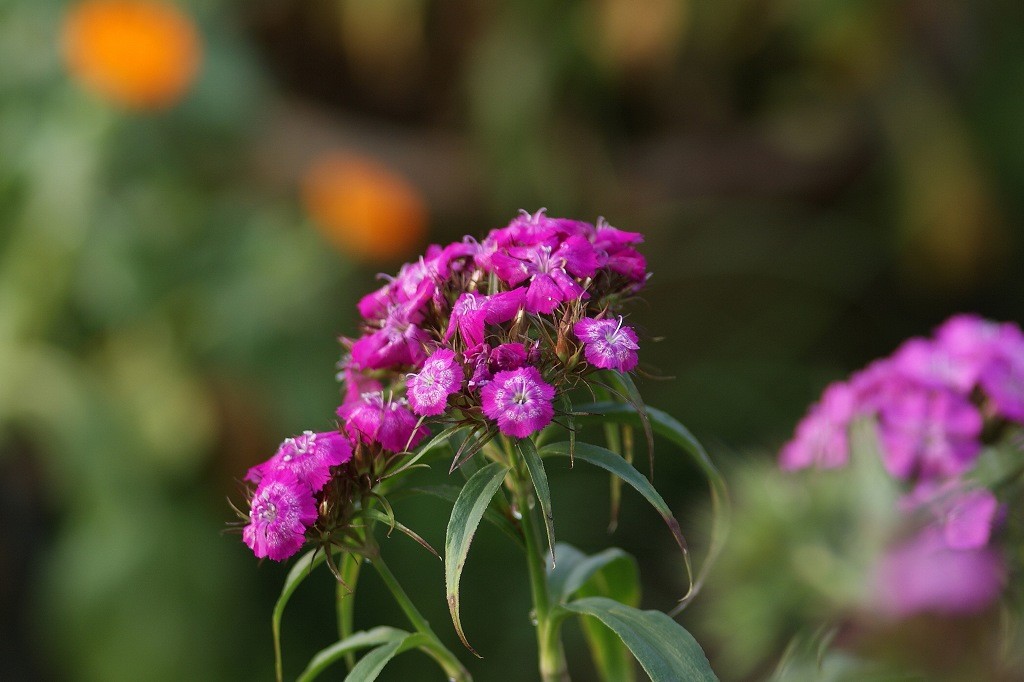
[
  {"left": 779, "top": 382, "right": 855, "bottom": 471},
  {"left": 246, "top": 430, "right": 352, "bottom": 491},
  {"left": 408, "top": 349, "right": 464, "bottom": 416},
  {"left": 876, "top": 387, "right": 982, "bottom": 480},
  {"left": 243, "top": 470, "right": 317, "bottom": 561},
  {"left": 490, "top": 235, "right": 600, "bottom": 314},
  {"left": 573, "top": 316, "right": 640, "bottom": 372},
  {"left": 342, "top": 392, "right": 427, "bottom": 452},
  {"left": 481, "top": 366, "right": 556, "bottom": 438}
]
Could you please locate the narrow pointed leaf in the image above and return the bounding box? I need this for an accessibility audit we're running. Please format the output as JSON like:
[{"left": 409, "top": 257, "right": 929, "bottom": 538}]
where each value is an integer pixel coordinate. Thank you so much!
[
  {"left": 572, "top": 401, "right": 730, "bottom": 611},
  {"left": 404, "top": 485, "right": 523, "bottom": 547},
  {"left": 362, "top": 508, "right": 440, "bottom": 559},
  {"left": 540, "top": 441, "right": 693, "bottom": 605},
  {"left": 274, "top": 548, "right": 329, "bottom": 681},
  {"left": 556, "top": 597, "right": 718, "bottom": 681},
  {"left": 600, "top": 370, "right": 654, "bottom": 477},
  {"left": 445, "top": 461, "right": 510, "bottom": 655},
  {"left": 516, "top": 437, "right": 556, "bottom": 567},
  {"left": 387, "top": 424, "right": 464, "bottom": 478},
  {"left": 547, "top": 543, "right": 640, "bottom": 682},
  {"left": 343, "top": 633, "right": 429, "bottom": 682},
  {"left": 295, "top": 627, "right": 408, "bottom": 682}
]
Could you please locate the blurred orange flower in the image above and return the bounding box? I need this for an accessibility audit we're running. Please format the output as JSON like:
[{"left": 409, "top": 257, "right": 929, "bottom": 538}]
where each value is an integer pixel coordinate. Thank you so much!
[
  {"left": 302, "top": 154, "right": 428, "bottom": 263},
  {"left": 62, "top": 0, "right": 201, "bottom": 110}
]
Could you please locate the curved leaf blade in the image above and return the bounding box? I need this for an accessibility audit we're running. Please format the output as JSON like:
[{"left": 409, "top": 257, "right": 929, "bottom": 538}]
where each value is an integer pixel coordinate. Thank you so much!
[
  {"left": 274, "top": 548, "right": 329, "bottom": 681},
  {"left": 295, "top": 627, "right": 409, "bottom": 682},
  {"left": 540, "top": 440, "right": 693, "bottom": 603},
  {"left": 516, "top": 437, "right": 556, "bottom": 567},
  {"left": 573, "top": 401, "right": 731, "bottom": 612},
  {"left": 405, "top": 485, "right": 523, "bottom": 547},
  {"left": 547, "top": 543, "right": 640, "bottom": 682},
  {"left": 445, "top": 461, "right": 510, "bottom": 655},
  {"left": 557, "top": 597, "right": 718, "bottom": 682},
  {"left": 343, "top": 633, "right": 429, "bottom": 682}
]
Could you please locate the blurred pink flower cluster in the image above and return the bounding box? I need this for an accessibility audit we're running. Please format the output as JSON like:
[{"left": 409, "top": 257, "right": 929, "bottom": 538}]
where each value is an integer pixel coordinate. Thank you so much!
[{"left": 781, "top": 315, "right": 1024, "bottom": 616}]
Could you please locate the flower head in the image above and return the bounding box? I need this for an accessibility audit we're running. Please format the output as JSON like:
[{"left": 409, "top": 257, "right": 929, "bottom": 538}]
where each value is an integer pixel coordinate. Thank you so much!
[
  {"left": 573, "top": 316, "right": 640, "bottom": 372},
  {"left": 481, "top": 366, "right": 556, "bottom": 438},
  {"left": 243, "top": 470, "right": 317, "bottom": 561},
  {"left": 408, "top": 349, "right": 464, "bottom": 416}
]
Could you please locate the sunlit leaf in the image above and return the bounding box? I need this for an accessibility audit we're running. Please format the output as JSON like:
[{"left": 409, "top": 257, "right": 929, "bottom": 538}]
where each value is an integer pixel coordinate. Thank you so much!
[
  {"left": 343, "top": 633, "right": 429, "bottom": 682},
  {"left": 294, "top": 627, "right": 410, "bottom": 682},
  {"left": 547, "top": 543, "right": 640, "bottom": 682},
  {"left": 445, "top": 461, "right": 510, "bottom": 655},
  {"left": 554, "top": 597, "right": 718, "bottom": 682}
]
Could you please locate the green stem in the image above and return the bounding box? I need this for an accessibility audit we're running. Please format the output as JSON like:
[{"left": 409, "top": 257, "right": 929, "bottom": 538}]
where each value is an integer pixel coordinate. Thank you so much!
[
  {"left": 336, "top": 551, "right": 361, "bottom": 671},
  {"left": 511, "top": 455, "right": 570, "bottom": 682},
  {"left": 370, "top": 553, "right": 472, "bottom": 682}
]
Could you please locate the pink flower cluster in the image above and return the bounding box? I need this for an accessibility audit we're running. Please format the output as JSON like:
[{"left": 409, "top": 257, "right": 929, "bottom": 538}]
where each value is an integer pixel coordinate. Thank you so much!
[
  {"left": 780, "top": 315, "right": 1024, "bottom": 616},
  {"left": 241, "top": 210, "right": 649, "bottom": 561},
  {"left": 338, "top": 209, "right": 647, "bottom": 444},
  {"left": 243, "top": 431, "right": 352, "bottom": 560}
]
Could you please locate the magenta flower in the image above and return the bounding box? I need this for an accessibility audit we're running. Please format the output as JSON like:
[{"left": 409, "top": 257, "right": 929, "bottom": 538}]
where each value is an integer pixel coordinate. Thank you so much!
[
  {"left": 246, "top": 430, "right": 353, "bottom": 491},
  {"left": 901, "top": 483, "right": 1000, "bottom": 550},
  {"left": 446, "top": 289, "right": 526, "bottom": 347},
  {"left": 779, "top": 382, "right": 856, "bottom": 470},
  {"left": 342, "top": 392, "right": 427, "bottom": 452},
  {"left": 481, "top": 366, "right": 556, "bottom": 438},
  {"left": 979, "top": 329, "right": 1024, "bottom": 422},
  {"left": 243, "top": 470, "right": 318, "bottom": 561},
  {"left": 876, "top": 387, "right": 982, "bottom": 480},
  {"left": 408, "top": 349, "right": 465, "bottom": 416},
  {"left": 490, "top": 235, "right": 600, "bottom": 314},
  {"left": 573, "top": 316, "right": 640, "bottom": 372},
  {"left": 592, "top": 218, "right": 647, "bottom": 283},
  {"left": 873, "top": 526, "right": 1004, "bottom": 618},
  {"left": 349, "top": 301, "right": 431, "bottom": 370}
]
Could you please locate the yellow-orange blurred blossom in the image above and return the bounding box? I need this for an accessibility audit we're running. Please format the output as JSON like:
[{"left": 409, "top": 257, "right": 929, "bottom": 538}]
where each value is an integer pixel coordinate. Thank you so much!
[
  {"left": 302, "top": 154, "right": 428, "bottom": 263},
  {"left": 62, "top": 0, "right": 201, "bottom": 110}
]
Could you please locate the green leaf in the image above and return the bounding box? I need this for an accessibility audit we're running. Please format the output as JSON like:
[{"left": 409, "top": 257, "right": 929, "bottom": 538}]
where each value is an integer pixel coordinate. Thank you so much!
[
  {"left": 555, "top": 597, "right": 718, "bottom": 682},
  {"left": 362, "top": 508, "right": 440, "bottom": 559},
  {"left": 294, "top": 627, "right": 409, "bottom": 682},
  {"left": 403, "top": 485, "right": 523, "bottom": 547},
  {"left": 547, "top": 543, "right": 640, "bottom": 682},
  {"left": 517, "top": 437, "right": 556, "bottom": 568},
  {"left": 540, "top": 441, "right": 693, "bottom": 603},
  {"left": 343, "top": 633, "right": 429, "bottom": 682},
  {"left": 385, "top": 423, "right": 464, "bottom": 478},
  {"left": 600, "top": 371, "right": 654, "bottom": 476},
  {"left": 573, "top": 401, "right": 730, "bottom": 612},
  {"left": 445, "top": 461, "right": 510, "bottom": 655},
  {"left": 274, "top": 548, "right": 329, "bottom": 682}
]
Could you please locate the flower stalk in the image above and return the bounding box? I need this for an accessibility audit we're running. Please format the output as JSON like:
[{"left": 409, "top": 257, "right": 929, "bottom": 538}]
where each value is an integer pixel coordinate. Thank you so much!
[
  {"left": 510, "top": 446, "right": 569, "bottom": 681},
  {"left": 368, "top": 546, "right": 472, "bottom": 682}
]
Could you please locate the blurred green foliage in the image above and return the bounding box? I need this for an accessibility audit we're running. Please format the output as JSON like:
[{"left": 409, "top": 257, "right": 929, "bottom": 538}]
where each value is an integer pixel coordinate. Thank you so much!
[{"left": 1, "top": 0, "right": 1023, "bottom": 680}]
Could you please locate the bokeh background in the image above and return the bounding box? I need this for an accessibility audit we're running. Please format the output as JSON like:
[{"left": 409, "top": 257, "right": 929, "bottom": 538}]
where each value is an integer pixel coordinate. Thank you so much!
[{"left": 2, "top": 0, "right": 1023, "bottom": 680}]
